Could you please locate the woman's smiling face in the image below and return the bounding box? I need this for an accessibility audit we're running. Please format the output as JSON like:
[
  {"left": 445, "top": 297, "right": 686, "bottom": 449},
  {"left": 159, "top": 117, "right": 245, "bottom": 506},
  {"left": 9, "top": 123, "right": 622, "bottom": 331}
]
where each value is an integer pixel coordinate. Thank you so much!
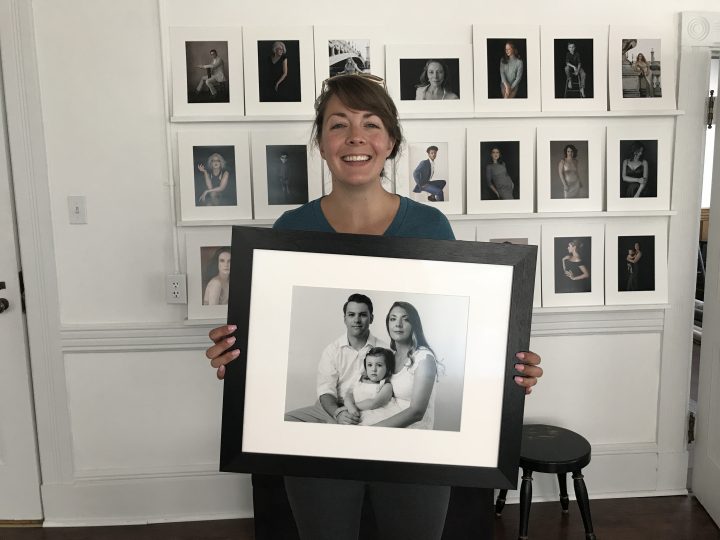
[{"left": 318, "top": 95, "right": 394, "bottom": 189}]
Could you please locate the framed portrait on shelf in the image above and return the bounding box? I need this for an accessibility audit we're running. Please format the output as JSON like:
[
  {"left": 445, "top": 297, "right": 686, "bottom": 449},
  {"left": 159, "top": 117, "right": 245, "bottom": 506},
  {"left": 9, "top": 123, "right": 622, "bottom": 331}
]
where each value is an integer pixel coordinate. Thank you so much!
[
  {"left": 169, "top": 27, "right": 245, "bottom": 118},
  {"left": 220, "top": 226, "right": 536, "bottom": 487},
  {"left": 473, "top": 25, "right": 541, "bottom": 113},
  {"left": 476, "top": 222, "right": 542, "bottom": 307},
  {"left": 185, "top": 228, "right": 233, "bottom": 321},
  {"left": 540, "top": 26, "right": 608, "bottom": 112},
  {"left": 385, "top": 44, "right": 474, "bottom": 114},
  {"left": 176, "top": 130, "right": 252, "bottom": 222},
  {"left": 541, "top": 222, "right": 605, "bottom": 307},
  {"left": 395, "top": 126, "right": 464, "bottom": 215},
  {"left": 242, "top": 26, "right": 316, "bottom": 116},
  {"left": 605, "top": 218, "right": 668, "bottom": 305},
  {"left": 312, "top": 27, "right": 386, "bottom": 97},
  {"left": 250, "top": 129, "right": 322, "bottom": 220},
  {"left": 608, "top": 26, "right": 676, "bottom": 111},
  {"left": 466, "top": 124, "right": 535, "bottom": 215},
  {"left": 537, "top": 123, "right": 604, "bottom": 213},
  {"left": 606, "top": 121, "right": 673, "bottom": 211}
]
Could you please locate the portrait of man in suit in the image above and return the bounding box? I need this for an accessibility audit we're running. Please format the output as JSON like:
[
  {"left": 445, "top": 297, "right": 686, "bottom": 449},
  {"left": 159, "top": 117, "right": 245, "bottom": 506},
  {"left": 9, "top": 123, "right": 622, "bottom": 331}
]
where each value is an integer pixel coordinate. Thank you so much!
[{"left": 412, "top": 145, "right": 447, "bottom": 202}]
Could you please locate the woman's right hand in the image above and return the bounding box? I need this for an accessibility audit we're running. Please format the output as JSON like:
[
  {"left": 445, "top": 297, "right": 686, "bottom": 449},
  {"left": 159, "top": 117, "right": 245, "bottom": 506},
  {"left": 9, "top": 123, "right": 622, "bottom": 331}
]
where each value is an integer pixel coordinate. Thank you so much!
[{"left": 206, "top": 324, "right": 240, "bottom": 380}]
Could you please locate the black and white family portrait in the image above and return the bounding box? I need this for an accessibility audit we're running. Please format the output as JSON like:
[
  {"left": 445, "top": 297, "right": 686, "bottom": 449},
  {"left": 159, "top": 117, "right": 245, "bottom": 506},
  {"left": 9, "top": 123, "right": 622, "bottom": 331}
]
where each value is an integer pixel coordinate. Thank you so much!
[
  {"left": 554, "top": 237, "right": 591, "bottom": 294},
  {"left": 257, "top": 40, "right": 302, "bottom": 102},
  {"left": 486, "top": 38, "right": 527, "bottom": 100},
  {"left": 619, "top": 139, "right": 658, "bottom": 198},
  {"left": 550, "top": 140, "right": 589, "bottom": 199},
  {"left": 191, "top": 145, "right": 237, "bottom": 207},
  {"left": 553, "top": 39, "right": 593, "bottom": 99},
  {"left": 185, "top": 41, "right": 229, "bottom": 103},
  {"left": 283, "top": 287, "right": 469, "bottom": 432},
  {"left": 621, "top": 39, "right": 662, "bottom": 98},
  {"left": 480, "top": 141, "right": 520, "bottom": 201},
  {"left": 618, "top": 235, "right": 655, "bottom": 292},
  {"left": 399, "top": 58, "right": 460, "bottom": 101},
  {"left": 409, "top": 143, "right": 449, "bottom": 202},
  {"left": 328, "top": 39, "right": 371, "bottom": 77},
  {"left": 265, "top": 145, "right": 308, "bottom": 205},
  {"left": 200, "top": 246, "right": 231, "bottom": 306}
]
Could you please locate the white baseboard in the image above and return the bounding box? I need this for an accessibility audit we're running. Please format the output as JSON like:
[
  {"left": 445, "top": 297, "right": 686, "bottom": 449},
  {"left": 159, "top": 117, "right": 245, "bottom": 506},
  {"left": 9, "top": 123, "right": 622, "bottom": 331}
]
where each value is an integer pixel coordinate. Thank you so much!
[{"left": 41, "top": 473, "right": 253, "bottom": 526}]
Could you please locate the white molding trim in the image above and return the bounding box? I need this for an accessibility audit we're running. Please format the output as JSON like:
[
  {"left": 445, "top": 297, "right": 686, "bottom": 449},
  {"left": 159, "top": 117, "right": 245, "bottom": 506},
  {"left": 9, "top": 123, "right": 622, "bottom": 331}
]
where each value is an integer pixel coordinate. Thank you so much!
[
  {"left": 59, "top": 310, "right": 666, "bottom": 353},
  {"left": 0, "top": 0, "right": 74, "bottom": 484}
]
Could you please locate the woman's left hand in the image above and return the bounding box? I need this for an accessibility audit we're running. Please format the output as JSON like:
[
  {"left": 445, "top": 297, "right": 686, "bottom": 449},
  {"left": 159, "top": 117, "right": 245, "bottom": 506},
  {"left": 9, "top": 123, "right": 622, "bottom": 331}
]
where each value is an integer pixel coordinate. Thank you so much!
[{"left": 514, "top": 351, "right": 543, "bottom": 395}]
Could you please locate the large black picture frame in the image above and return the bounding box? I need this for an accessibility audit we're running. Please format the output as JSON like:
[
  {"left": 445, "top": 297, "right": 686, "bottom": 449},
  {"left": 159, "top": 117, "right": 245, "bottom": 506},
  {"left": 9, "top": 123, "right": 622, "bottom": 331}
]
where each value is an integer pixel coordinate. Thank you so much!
[{"left": 220, "top": 226, "right": 536, "bottom": 489}]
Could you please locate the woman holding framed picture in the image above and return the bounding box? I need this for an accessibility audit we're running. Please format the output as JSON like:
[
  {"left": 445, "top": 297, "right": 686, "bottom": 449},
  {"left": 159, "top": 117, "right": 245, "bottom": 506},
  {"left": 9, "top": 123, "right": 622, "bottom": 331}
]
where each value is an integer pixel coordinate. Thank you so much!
[{"left": 205, "top": 73, "right": 542, "bottom": 540}]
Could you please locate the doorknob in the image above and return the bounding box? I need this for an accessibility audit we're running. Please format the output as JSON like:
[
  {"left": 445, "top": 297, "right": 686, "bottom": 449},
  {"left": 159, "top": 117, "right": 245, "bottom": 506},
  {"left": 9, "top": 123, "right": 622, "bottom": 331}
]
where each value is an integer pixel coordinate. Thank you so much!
[{"left": 0, "top": 298, "right": 8, "bottom": 313}]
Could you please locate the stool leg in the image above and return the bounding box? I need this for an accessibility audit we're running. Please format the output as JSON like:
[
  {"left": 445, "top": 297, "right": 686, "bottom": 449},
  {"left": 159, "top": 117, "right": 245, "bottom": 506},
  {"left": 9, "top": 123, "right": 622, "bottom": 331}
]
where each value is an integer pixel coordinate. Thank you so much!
[
  {"left": 518, "top": 468, "right": 533, "bottom": 540},
  {"left": 557, "top": 473, "right": 569, "bottom": 513},
  {"left": 572, "top": 471, "right": 597, "bottom": 540},
  {"left": 495, "top": 489, "right": 508, "bottom": 516}
]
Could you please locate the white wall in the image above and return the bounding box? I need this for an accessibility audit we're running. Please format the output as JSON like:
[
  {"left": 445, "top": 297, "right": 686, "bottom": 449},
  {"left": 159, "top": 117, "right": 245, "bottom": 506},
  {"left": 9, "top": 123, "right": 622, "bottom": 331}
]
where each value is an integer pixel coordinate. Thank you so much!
[{"left": 16, "top": 0, "right": 717, "bottom": 524}]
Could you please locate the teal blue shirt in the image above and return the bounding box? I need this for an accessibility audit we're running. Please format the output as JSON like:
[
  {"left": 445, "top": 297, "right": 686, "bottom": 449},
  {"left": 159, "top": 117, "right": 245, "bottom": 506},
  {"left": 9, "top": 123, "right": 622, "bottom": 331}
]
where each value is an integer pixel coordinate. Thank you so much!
[{"left": 273, "top": 196, "right": 455, "bottom": 241}]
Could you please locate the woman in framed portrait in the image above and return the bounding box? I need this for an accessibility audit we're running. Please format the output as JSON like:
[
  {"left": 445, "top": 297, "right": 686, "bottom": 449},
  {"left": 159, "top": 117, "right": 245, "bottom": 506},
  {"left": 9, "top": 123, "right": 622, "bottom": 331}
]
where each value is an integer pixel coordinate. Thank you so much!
[
  {"left": 202, "top": 247, "right": 231, "bottom": 305},
  {"left": 260, "top": 41, "right": 289, "bottom": 102},
  {"left": 415, "top": 59, "right": 459, "bottom": 101},
  {"left": 621, "top": 141, "right": 649, "bottom": 198},
  {"left": 485, "top": 146, "right": 515, "bottom": 200},
  {"left": 625, "top": 241, "right": 643, "bottom": 291},
  {"left": 557, "top": 144, "right": 585, "bottom": 199},
  {"left": 197, "top": 152, "right": 231, "bottom": 206},
  {"left": 500, "top": 41, "right": 523, "bottom": 99},
  {"left": 633, "top": 53, "right": 654, "bottom": 97},
  {"left": 560, "top": 239, "right": 590, "bottom": 293}
]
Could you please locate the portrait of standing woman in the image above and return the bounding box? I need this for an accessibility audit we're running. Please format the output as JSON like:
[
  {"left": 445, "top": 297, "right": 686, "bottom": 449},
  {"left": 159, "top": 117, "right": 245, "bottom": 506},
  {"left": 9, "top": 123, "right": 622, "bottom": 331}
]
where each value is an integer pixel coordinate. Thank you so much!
[{"left": 205, "top": 74, "right": 543, "bottom": 540}]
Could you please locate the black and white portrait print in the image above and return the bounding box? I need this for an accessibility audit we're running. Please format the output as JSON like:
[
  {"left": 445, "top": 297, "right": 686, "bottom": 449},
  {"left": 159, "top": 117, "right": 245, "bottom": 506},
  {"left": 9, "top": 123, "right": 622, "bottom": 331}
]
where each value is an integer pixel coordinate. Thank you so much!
[
  {"left": 185, "top": 41, "right": 230, "bottom": 103},
  {"left": 284, "top": 287, "right": 469, "bottom": 432},
  {"left": 618, "top": 235, "right": 655, "bottom": 292},
  {"left": 550, "top": 140, "right": 589, "bottom": 200},
  {"left": 191, "top": 145, "right": 237, "bottom": 207},
  {"left": 621, "top": 39, "right": 662, "bottom": 99},
  {"left": 554, "top": 236, "right": 592, "bottom": 294},
  {"left": 328, "top": 39, "right": 371, "bottom": 77},
  {"left": 265, "top": 144, "right": 308, "bottom": 205},
  {"left": 257, "top": 40, "right": 302, "bottom": 102},
  {"left": 480, "top": 141, "right": 520, "bottom": 201},
  {"left": 553, "top": 38, "right": 594, "bottom": 99},
  {"left": 619, "top": 139, "right": 658, "bottom": 198},
  {"left": 486, "top": 38, "right": 528, "bottom": 100},
  {"left": 399, "top": 58, "right": 461, "bottom": 101},
  {"left": 200, "top": 245, "right": 231, "bottom": 306}
]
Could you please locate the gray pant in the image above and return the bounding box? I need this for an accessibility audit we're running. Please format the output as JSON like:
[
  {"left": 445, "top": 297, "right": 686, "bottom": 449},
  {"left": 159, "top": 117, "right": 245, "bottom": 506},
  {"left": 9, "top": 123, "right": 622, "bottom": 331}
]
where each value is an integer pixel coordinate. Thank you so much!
[
  {"left": 284, "top": 400, "right": 336, "bottom": 423},
  {"left": 285, "top": 476, "right": 451, "bottom": 540}
]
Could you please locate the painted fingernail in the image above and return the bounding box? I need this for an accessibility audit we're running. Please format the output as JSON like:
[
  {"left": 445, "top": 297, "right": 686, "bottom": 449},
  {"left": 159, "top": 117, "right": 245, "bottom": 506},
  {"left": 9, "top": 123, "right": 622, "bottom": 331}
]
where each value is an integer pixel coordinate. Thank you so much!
[
  {"left": 226, "top": 336, "right": 236, "bottom": 345},
  {"left": 228, "top": 325, "right": 237, "bottom": 331},
  {"left": 516, "top": 352, "right": 525, "bottom": 360},
  {"left": 515, "top": 363, "right": 525, "bottom": 372},
  {"left": 514, "top": 376, "right": 524, "bottom": 383},
  {"left": 231, "top": 349, "right": 240, "bottom": 357}
]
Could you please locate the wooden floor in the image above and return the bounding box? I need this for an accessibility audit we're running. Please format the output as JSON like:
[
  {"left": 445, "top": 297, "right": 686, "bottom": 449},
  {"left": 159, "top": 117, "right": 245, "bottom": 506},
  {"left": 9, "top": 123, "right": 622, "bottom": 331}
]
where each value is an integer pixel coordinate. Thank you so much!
[{"left": 0, "top": 495, "right": 717, "bottom": 540}]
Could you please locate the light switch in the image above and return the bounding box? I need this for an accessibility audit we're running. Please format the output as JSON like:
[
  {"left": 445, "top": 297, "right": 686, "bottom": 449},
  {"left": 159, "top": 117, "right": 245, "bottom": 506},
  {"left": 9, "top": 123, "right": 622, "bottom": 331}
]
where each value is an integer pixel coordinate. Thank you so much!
[{"left": 67, "top": 196, "right": 87, "bottom": 224}]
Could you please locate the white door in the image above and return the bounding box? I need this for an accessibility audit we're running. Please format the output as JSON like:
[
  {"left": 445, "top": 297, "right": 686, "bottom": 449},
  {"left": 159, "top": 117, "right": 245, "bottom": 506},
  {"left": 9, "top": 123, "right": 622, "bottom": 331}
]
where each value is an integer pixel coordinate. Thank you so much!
[
  {"left": 0, "top": 47, "right": 43, "bottom": 519},
  {"left": 692, "top": 63, "right": 720, "bottom": 527}
]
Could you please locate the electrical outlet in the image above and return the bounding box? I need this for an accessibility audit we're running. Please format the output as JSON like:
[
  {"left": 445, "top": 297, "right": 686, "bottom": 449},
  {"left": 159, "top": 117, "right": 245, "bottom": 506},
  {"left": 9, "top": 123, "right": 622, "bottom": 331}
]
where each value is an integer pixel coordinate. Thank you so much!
[{"left": 166, "top": 274, "right": 187, "bottom": 304}]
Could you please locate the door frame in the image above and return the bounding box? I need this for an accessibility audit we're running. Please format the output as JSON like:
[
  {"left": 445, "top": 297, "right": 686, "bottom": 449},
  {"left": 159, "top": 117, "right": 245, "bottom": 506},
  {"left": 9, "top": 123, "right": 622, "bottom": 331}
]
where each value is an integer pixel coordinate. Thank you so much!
[{"left": 0, "top": 0, "right": 74, "bottom": 492}]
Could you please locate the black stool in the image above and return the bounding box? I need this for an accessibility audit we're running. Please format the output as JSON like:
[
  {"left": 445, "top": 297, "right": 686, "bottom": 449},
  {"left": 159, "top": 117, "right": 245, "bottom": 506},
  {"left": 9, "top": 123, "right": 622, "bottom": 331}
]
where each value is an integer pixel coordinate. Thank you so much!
[{"left": 495, "top": 424, "right": 597, "bottom": 540}]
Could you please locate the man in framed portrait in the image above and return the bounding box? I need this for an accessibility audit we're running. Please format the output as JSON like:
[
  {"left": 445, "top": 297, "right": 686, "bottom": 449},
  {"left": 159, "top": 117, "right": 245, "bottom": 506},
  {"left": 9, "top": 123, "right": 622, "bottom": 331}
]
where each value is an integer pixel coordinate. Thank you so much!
[
  {"left": 284, "top": 293, "right": 387, "bottom": 425},
  {"left": 564, "top": 41, "right": 586, "bottom": 98},
  {"left": 413, "top": 145, "right": 447, "bottom": 202},
  {"left": 196, "top": 48, "right": 226, "bottom": 97}
]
